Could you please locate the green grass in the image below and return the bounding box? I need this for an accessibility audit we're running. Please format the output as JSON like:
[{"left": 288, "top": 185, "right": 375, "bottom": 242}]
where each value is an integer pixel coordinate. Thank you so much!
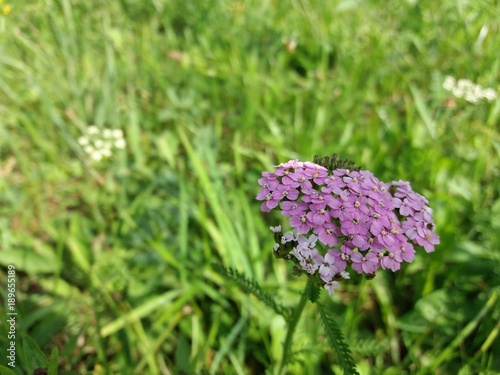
[{"left": 0, "top": 0, "right": 499, "bottom": 373}]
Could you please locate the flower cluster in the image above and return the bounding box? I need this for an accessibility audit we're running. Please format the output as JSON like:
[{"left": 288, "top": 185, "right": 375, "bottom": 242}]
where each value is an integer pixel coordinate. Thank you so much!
[
  {"left": 0, "top": 0, "right": 10, "bottom": 16},
  {"left": 443, "top": 76, "right": 497, "bottom": 103},
  {"left": 78, "top": 126, "right": 126, "bottom": 162},
  {"left": 257, "top": 157, "right": 439, "bottom": 296}
]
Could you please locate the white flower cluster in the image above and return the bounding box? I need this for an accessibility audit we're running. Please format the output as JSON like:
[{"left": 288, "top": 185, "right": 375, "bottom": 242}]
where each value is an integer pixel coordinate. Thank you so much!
[
  {"left": 270, "top": 226, "right": 350, "bottom": 296},
  {"left": 78, "top": 125, "right": 126, "bottom": 162},
  {"left": 443, "top": 76, "right": 497, "bottom": 103}
]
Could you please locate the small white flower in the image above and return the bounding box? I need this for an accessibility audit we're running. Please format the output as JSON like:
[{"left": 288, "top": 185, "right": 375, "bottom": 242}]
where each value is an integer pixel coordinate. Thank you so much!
[
  {"left": 103, "top": 129, "right": 113, "bottom": 138},
  {"left": 79, "top": 125, "right": 127, "bottom": 162},
  {"left": 457, "top": 79, "right": 470, "bottom": 89},
  {"left": 292, "top": 247, "right": 306, "bottom": 262},
  {"left": 101, "top": 148, "right": 112, "bottom": 158},
  {"left": 281, "top": 232, "right": 295, "bottom": 244},
  {"left": 324, "top": 280, "right": 340, "bottom": 296},
  {"left": 91, "top": 151, "right": 103, "bottom": 161},
  {"left": 270, "top": 225, "right": 282, "bottom": 233},
  {"left": 442, "top": 76, "right": 455, "bottom": 91},
  {"left": 483, "top": 88, "right": 497, "bottom": 101},
  {"left": 78, "top": 136, "right": 89, "bottom": 146},
  {"left": 443, "top": 75, "right": 497, "bottom": 103},
  {"left": 340, "top": 271, "right": 350, "bottom": 279},
  {"left": 94, "top": 139, "right": 104, "bottom": 149},
  {"left": 452, "top": 87, "right": 465, "bottom": 98},
  {"left": 273, "top": 243, "right": 280, "bottom": 252},
  {"left": 112, "top": 129, "right": 124, "bottom": 139},
  {"left": 465, "top": 92, "right": 479, "bottom": 103},
  {"left": 87, "top": 125, "right": 99, "bottom": 135},
  {"left": 84, "top": 145, "right": 94, "bottom": 154},
  {"left": 114, "top": 139, "right": 126, "bottom": 149}
]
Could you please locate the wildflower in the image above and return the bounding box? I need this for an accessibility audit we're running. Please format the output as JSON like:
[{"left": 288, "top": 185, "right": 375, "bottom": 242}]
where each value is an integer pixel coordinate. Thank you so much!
[
  {"left": 289, "top": 213, "right": 312, "bottom": 234},
  {"left": 379, "top": 250, "right": 402, "bottom": 272},
  {"left": 400, "top": 242, "right": 416, "bottom": 262},
  {"left": 258, "top": 192, "right": 280, "bottom": 213},
  {"left": 281, "top": 232, "right": 296, "bottom": 244},
  {"left": 83, "top": 145, "right": 94, "bottom": 155},
  {"left": 328, "top": 198, "right": 351, "bottom": 221},
  {"left": 442, "top": 76, "right": 455, "bottom": 91},
  {"left": 114, "top": 138, "right": 126, "bottom": 149},
  {"left": 257, "top": 155, "right": 439, "bottom": 295},
  {"left": 306, "top": 203, "right": 330, "bottom": 226},
  {"left": 270, "top": 225, "right": 282, "bottom": 233},
  {"left": 314, "top": 222, "right": 340, "bottom": 247},
  {"left": 101, "top": 147, "right": 112, "bottom": 158},
  {"left": 91, "top": 151, "right": 103, "bottom": 161},
  {"left": 274, "top": 184, "right": 299, "bottom": 201},
  {"left": 351, "top": 252, "right": 378, "bottom": 274},
  {"left": 339, "top": 271, "right": 350, "bottom": 279},
  {"left": 295, "top": 246, "right": 323, "bottom": 275},
  {"left": 303, "top": 163, "right": 329, "bottom": 184},
  {"left": 87, "top": 125, "right": 99, "bottom": 135},
  {"left": 318, "top": 250, "right": 339, "bottom": 282},
  {"left": 103, "top": 129, "right": 113, "bottom": 138},
  {"left": 113, "top": 129, "right": 124, "bottom": 138},
  {"left": 78, "top": 126, "right": 126, "bottom": 163},
  {"left": 297, "top": 234, "right": 319, "bottom": 254},
  {"left": 443, "top": 75, "right": 497, "bottom": 103},
  {"left": 1, "top": 1, "right": 11, "bottom": 16},
  {"left": 281, "top": 201, "right": 308, "bottom": 217},
  {"left": 324, "top": 280, "right": 340, "bottom": 296},
  {"left": 78, "top": 136, "right": 89, "bottom": 146},
  {"left": 414, "top": 227, "right": 440, "bottom": 253},
  {"left": 327, "top": 245, "right": 351, "bottom": 273}
]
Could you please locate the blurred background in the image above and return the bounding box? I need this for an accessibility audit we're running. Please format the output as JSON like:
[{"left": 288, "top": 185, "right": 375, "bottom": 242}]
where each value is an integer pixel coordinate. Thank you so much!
[{"left": 0, "top": 0, "right": 499, "bottom": 374}]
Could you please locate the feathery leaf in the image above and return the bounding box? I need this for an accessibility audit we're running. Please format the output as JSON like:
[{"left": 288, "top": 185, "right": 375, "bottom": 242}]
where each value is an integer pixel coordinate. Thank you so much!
[
  {"left": 212, "top": 263, "right": 289, "bottom": 319},
  {"left": 305, "top": 276, "right": 321, "bottom": 303},
  {"left": 317, "top": 302, "right": 360, "bottom": 375}
]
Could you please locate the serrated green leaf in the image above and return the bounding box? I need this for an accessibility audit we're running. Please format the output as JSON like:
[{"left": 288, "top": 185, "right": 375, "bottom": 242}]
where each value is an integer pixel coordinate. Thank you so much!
[
  {"left": 317, "top": 302, "right": 359, "bottom": 375},
  {"left": 212, "top": 263, "right": 288, "bottom": 319},
  {"left": 305, "top": 276, "right": 320, "bottom": 303}
]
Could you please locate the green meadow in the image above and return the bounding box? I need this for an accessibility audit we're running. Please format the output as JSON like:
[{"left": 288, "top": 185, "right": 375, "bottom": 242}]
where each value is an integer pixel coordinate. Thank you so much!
[{"left": 0, "top": 0, "right": 499, "bottom": 373}]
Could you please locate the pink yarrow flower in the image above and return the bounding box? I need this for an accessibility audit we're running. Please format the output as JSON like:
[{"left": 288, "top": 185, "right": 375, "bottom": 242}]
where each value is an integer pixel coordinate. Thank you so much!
[
  {"left": 351, "top": 252, "right": 379, "bottom": 274},
  {"left": 314, "top": 222, "right": 340, "bottom": 247},
  {"left": 258, "top": 157, "right": 439, "bottom": 295}
]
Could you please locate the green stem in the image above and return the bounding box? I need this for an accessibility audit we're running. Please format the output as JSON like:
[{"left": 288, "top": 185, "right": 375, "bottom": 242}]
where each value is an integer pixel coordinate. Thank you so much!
[{"left": 278, "top": 277, "right": 312, "bottom": 374}]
